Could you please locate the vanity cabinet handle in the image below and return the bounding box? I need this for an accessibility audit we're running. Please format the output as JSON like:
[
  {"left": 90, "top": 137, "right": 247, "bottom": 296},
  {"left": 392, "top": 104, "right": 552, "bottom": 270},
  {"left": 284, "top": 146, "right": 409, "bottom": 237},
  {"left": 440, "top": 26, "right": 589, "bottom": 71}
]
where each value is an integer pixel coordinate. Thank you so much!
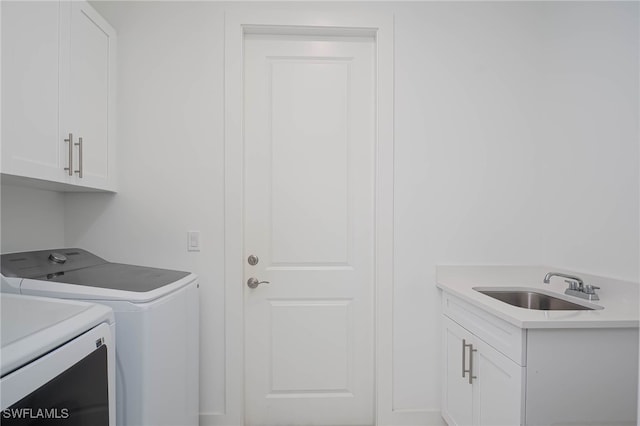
[
  {"left": 462, "top": 339, "right": 467, "bottom": 378},
  {"left": 462, "top": 339, "right": 477, "bottom": 385}
]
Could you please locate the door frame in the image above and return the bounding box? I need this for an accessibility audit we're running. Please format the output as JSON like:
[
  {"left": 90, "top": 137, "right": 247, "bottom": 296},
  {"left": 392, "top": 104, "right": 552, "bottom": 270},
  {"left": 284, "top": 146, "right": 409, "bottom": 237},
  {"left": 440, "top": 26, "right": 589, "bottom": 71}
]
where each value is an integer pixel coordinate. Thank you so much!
[{"left": 223, "top": 9, "right": 394, "bottom": 426}]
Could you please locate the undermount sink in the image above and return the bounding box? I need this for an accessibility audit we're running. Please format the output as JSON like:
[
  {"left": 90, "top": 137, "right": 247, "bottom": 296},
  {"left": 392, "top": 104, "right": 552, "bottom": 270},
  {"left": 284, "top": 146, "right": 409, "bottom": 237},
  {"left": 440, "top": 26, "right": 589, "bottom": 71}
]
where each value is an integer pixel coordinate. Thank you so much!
[{"left": 474, "top": 288, "right": 599, "bottom": 311}]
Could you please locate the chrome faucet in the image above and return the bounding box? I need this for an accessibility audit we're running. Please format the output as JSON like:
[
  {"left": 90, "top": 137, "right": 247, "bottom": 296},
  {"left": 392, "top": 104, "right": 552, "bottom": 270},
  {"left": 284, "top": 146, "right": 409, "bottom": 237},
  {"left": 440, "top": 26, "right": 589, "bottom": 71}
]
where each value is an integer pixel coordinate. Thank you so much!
[
  {"left": 543, "top": 272, "right": 600, "bottom": 301},
  {"left": 544, "top": 272, "right": 584, "bottom": 288}
]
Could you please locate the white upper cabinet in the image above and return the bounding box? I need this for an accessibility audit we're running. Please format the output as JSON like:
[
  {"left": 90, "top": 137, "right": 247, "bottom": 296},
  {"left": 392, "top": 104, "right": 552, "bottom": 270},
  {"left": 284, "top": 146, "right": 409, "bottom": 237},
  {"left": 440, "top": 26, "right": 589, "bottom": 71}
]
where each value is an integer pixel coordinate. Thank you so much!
[
  {"left": 65, "top": 2, "right": 115, "bottom": 189},
  {"left": 1, "top": 1, "right": 116, "bottom": 192},
  {"left": 2, "top": 1, "right": 64, "bottom": 182}
]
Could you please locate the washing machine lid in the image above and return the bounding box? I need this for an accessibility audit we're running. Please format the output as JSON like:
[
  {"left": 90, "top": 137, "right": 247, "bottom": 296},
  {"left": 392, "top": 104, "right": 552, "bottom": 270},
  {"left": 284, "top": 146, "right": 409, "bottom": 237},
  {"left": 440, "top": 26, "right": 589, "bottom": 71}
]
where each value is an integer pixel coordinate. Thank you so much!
[
  {"left": 1, "top": 248, "right": 107, "bottom": 279},
  {"left": 2, "top": 248, "right": 190, "bottom": 291},
  {"left": 36, "top": 263, "right": 190, "bottom": 292},
  {"left": 1, "top": 293, "right": 114, "bottom": 377}
]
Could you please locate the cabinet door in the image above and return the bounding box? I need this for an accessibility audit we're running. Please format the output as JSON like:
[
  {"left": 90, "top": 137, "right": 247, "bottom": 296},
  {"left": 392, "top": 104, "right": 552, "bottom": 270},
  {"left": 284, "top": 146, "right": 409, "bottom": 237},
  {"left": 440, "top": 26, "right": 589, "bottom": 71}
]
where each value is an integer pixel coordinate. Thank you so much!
[
  {"left": 1, "top": 1, "right": 66, "bottom": 182},
  {"left": 66, "top": 1, "right": 116, "bottom": 190},
  {"left": 443, "top": 316, "right": 524, "bottom": 426},
  {"left": 442, "top": 317, "right": 474, "bottom": 426},
  {"left": 472, "top": 337, "right": 524, "bottom": 426}
]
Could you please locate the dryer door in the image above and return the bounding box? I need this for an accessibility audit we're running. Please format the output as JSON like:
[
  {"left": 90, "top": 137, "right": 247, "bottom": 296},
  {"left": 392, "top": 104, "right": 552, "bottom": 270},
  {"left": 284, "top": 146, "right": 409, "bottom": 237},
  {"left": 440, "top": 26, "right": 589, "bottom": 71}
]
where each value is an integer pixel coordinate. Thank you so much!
[{"left": 1, "top": 323, "right": 115, "bottom": 426}]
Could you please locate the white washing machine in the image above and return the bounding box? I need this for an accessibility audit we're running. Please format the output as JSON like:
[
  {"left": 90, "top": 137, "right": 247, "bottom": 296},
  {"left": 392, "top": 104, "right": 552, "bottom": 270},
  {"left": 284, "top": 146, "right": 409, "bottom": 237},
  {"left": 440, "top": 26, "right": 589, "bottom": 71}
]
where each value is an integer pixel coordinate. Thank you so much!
[
  {"left": 1, "top": 293, "right": 116, "bottom": 425},
  {"left": 1, "top": 248, "right": 200, "bottom": 426}
]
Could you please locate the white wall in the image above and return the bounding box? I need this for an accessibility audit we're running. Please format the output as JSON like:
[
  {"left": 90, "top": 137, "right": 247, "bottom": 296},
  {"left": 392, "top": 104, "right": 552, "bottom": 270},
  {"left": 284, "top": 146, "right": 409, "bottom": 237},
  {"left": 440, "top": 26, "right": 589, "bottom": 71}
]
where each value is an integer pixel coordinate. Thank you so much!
[
  {"left": 391, "top": 1, "right": 639, "bottom": 411},
  {"left": 3, "top": 1, "right": 637, "bottom": 424},
  {"left": 1, "top": 183, "right": 66, "bottom": 253}
]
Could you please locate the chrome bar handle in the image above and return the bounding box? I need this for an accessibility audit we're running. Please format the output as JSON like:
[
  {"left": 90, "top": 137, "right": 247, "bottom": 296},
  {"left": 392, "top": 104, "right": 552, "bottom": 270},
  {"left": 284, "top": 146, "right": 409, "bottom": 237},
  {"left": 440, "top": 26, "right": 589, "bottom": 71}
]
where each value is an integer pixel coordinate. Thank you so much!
[
  {"left": 462, "top": 339, "right": 467, "bottom": 378},
  {"left": 64, "top": 133, "right": 73, "bottom": 176},
  {"left": 469, "top": 343, "right": 477, "bottom": 384},
  {"left": 463, "top": 339, "right": 477, "bottom": 384},
  {"left": 74, "top": 137, "right": 83, "bottom": 178}
]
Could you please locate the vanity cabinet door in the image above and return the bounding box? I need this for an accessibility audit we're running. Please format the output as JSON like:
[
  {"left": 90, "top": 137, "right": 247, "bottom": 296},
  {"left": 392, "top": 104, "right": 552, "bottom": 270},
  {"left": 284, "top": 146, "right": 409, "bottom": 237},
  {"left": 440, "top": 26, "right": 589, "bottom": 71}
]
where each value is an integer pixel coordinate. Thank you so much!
[
  {"left": 442, "top": 318, "right": 474, "bottom": 426},
  {"left": 442, "top": 317, "right": 524, "bottom": 426},
  {"left": 472, "top": 333, "right": 524, "bottom": 426}
]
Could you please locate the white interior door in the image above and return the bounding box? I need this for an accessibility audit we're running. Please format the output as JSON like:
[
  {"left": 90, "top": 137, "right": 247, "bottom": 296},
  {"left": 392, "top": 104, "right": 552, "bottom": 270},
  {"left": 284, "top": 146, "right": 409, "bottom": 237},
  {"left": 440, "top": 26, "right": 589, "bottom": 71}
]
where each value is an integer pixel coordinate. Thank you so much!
[{"left": 243, "top": 33, "right": 375, "bottom": 426}]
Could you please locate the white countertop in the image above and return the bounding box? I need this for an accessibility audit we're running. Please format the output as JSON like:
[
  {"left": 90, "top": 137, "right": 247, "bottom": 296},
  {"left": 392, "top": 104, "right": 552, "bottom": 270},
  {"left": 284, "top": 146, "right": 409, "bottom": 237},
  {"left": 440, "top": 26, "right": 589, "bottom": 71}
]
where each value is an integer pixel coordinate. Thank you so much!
[{"left": 436, "top": 265, "right": 639, "bottom": 329}]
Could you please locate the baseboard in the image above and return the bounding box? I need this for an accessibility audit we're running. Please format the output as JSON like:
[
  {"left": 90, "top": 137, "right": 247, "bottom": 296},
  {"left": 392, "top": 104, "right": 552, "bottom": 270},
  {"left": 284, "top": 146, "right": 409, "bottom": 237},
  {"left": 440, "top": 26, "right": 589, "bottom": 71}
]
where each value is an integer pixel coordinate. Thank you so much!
[
  {"left": 200, "top": 412, "right": 238, "bottom": 426},
  {"left": 378, "top": 408, "right": 445, "bottom": 426},
  {"left": 200, "top": 409, "right": 445, "bottom": 426}
]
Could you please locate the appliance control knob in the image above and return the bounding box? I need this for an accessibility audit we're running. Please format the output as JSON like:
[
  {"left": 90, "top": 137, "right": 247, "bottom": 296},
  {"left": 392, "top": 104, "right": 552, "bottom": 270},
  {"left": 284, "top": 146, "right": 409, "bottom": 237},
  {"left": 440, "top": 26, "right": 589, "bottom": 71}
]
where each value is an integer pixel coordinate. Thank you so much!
[{"left": 48, "top": 252, "right": 67, "bottom": 264}]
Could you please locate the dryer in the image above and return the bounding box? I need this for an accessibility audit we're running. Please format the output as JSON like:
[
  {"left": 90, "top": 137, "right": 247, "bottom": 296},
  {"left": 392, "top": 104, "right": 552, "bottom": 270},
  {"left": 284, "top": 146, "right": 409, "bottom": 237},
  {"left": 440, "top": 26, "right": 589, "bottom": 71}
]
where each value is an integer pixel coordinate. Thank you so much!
[
  {"left": 1, "top": 248, "right": 200, "bottom": 426},
  {"left": 1, "top": 293, "right": 115, "bottom": 425}
]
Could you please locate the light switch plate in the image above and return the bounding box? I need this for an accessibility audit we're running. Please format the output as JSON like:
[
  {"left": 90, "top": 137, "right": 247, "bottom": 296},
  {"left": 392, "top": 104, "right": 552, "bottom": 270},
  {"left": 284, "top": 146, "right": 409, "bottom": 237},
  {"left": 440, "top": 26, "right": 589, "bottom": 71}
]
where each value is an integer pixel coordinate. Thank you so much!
[{"left": 187, "top": 231, "right": 200, "bottom": 252}]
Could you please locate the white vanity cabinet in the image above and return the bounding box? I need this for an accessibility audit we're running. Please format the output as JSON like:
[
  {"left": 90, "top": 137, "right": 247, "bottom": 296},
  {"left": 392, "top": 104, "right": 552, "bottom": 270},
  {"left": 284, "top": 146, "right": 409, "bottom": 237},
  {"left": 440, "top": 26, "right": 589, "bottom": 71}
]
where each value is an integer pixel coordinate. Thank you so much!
[
  {"left": 440, "top": 288, "right": 638, "bottom": 426},
  {"left": 441, "top": 293, "right": 525, "bottom": 426},
  {"left": 1, "top": 1, "right": 116, "bottom": 191}
]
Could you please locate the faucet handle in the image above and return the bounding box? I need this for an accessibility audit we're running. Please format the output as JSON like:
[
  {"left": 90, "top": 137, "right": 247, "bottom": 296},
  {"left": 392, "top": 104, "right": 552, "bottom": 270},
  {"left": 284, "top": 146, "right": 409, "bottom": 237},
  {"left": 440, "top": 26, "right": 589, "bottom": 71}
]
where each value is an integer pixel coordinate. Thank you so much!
[
  {"left": 564, "top": 279, "right": 579, "bottom": 290},
  {"left": 584, "top": 284, "right": 600, "bottom": 295}
]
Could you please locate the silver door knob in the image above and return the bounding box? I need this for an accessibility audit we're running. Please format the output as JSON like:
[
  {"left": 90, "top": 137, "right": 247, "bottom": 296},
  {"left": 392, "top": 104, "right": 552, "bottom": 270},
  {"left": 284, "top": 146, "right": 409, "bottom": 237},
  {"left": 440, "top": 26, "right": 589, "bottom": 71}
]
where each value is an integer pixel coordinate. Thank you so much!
[
  {"left": 247, "top": 277, "right": 270, "bottom": 289},
  {"left": 247, "top": 255, "right": 259, "bottom": 266}
]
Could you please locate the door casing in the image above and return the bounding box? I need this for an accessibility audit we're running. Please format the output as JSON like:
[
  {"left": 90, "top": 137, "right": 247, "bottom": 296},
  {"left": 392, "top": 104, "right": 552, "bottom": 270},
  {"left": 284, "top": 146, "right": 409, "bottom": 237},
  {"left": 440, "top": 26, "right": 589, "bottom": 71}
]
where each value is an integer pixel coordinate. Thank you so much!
[{"left": 223, "top": 9, "right": 394, "bottom": 426}]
